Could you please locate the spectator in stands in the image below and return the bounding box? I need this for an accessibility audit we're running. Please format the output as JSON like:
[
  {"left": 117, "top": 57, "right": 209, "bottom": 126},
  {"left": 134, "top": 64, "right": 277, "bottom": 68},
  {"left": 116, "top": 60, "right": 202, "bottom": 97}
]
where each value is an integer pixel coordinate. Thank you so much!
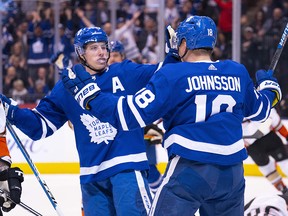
[
  {"left": 178, "top": 0, "right": 193, "bottom": 21},
  {"left": 114, "top": 11, "right": 142, "bottom": 62},
  {"left": 77, "top": 1, "right": 97, "bottom": 29},
  {"left": 141, "top": 34, "right": 159, "bottom": 64},
  {"left": 15, "top": 20, "right": 29, "bottom": 56},
  {"left": 241, "top": 26, "right": 260, "bottom": 81},
  {"left": 28, "top": 79, "right": 50, "bottom": 104},
  {"left": 11, "top": 79, "right": 28, "bottom": 104},
  {"left": 263, "top": 8, "right": 288, "bottom": 98},
  {"left": 53, "top": 8, "right": 74, "bottom": 59},
  {"left": 214, "top": 0, "right": 232, "bottom": 42},
  {"left": 27, "top": 10, "right": 52, "bottom": 88},
  {"left": 95, "top": 0, "right": 110, "bottom": 26},
  {"left": 165, "top": 0, "right": 179, "bottom": 26},
  {"left": 3, "top": 66, "right": 18, "bottom": 95},
  {"left": 213, "top": 31, "right": 232, "bottom": 60},
  {"left": 251, "top": 9, "right": 266, "bottom": 41},
  {"left": 137, "top": 16, "right": 158, "bottom": 61},
  {"left": 1, "top": 25, "right": 14, "bottom": 67},
  {"left": 8, "top": 41, "right": 28, "bottom": 84}
]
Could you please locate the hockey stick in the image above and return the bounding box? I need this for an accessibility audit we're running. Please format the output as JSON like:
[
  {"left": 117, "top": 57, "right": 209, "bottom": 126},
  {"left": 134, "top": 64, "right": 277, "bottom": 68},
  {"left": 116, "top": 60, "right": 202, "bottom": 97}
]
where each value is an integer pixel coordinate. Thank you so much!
[
  {"left": 0, "top": 188, "right": 43, "bottom": 216},
  {"left": 6, "top": 121, "right": 64, "bottom": 216},
  {"left": 269, "top": 22, "right": 288, "bottom": 71}
]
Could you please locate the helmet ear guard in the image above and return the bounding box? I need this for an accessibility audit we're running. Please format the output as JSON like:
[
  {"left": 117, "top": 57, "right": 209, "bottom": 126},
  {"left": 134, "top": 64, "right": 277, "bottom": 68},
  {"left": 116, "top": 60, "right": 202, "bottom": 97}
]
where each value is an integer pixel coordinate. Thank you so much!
[{"left": 176, "top": 16, "right": 217, "bottom": 50}]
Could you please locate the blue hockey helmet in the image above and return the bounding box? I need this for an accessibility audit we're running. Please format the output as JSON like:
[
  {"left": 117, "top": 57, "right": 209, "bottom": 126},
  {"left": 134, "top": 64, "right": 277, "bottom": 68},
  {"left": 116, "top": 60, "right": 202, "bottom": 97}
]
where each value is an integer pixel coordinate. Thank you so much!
[
  {"left": 110, "top": 40, "right": 125, "bottom": 54},
  {"left": 74, "top": 26, "right": 109, "bottom": 57},
  {"left": 176, "top": 16, "right": 217, "bottom": 50}
]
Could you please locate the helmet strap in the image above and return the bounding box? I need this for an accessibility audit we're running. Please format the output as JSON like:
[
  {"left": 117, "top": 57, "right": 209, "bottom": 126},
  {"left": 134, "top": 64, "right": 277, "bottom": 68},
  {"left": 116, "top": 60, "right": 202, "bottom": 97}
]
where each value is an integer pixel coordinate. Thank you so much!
[
  {"left": 79, "top": 53, "right": 110, "bottom": 74},
  {"left": 179, "top": 47, "right": 188, "bottom": 60}
]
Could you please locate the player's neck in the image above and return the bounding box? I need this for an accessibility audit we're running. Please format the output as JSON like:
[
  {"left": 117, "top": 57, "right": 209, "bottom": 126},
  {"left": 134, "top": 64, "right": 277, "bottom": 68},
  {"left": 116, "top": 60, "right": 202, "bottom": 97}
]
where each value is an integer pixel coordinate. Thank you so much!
[{"left": 184, "top": 51, "right": 211, "bottom": 62}]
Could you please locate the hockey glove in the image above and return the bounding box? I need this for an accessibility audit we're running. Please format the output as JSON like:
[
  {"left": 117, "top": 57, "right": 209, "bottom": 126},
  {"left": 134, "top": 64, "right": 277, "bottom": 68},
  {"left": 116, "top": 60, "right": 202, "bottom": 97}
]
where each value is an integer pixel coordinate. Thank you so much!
[
  {"left": 0, "top": 167, "right": 24, "bottom": 212},
  {"left": 62, "top": 64, "right": 100, "bottom": 110},
  {"left": 0, "top": 95, "right": 18, "bottom": 124},
  {"left": 50, "top": 51, "right": 72, "bottom": 71},
  {"left": 144, "top": 124, "right": 164, "bottom": 145},
  {"left": 256, "top": 69, "right": 282, "bottom": 107},
  {"left": 165, "top": 25, "right": 179, "bottom": 57}
]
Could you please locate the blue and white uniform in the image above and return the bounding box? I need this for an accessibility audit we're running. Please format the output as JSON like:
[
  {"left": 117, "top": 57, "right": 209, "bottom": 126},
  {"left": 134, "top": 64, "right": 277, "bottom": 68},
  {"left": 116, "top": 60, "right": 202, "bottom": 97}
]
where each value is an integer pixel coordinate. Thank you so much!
[
  {"left": 8, "top": 60, "right": 161, "bottom": 215},
  {"left": 85, "top": 60, "right": 275, "bottom": 215}
]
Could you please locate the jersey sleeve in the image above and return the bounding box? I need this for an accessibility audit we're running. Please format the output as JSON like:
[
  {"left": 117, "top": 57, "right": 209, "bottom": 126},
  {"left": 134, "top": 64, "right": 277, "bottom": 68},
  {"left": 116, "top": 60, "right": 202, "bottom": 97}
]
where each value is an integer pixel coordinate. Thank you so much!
[
  {"left": 243, "top": 76, "right": 274, "bottom": 122},
  {"left": 11, "top": 84, "right": 68, "bottom": 140},
  {"left": 88, "top": 71, "right": 172, "bottom": 130},
  {"left": 0, "top": 136, "right": 11, "bottom": 166}
]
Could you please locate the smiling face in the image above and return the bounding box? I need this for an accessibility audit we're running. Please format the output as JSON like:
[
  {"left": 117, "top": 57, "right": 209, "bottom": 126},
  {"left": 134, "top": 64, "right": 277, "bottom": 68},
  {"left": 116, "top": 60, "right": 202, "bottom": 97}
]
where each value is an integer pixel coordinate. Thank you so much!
[{"left": 82, "top": 42, "right": 109, "bottom": 74}]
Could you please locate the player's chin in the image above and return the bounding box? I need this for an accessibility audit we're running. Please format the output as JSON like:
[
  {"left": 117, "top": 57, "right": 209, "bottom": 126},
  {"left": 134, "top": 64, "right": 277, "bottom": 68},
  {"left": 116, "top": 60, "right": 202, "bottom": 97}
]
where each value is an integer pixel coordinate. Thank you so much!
[{"left": 94, "top": 61, "right": 107, "bottom": 70}]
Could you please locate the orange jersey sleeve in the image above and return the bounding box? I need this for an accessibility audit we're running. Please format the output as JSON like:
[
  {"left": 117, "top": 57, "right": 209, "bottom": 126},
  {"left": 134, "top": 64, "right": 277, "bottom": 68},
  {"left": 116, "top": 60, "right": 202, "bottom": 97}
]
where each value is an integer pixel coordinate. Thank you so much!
[
  {"left": 277, "top": 125, "right": 288, "bottom": 138},
  {"left": 0, "top": 136, "right": 10, "bottom": 158}
]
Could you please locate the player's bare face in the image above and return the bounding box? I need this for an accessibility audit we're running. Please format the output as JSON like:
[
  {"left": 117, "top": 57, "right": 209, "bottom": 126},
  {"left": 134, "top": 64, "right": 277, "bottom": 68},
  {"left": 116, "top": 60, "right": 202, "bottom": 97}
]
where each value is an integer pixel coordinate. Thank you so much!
[
  {"left": 84, "top": 42, "right": 109, "bottom": 71},
  {"left": 108, "top": 52, "right": 124, "bottom": 65}
]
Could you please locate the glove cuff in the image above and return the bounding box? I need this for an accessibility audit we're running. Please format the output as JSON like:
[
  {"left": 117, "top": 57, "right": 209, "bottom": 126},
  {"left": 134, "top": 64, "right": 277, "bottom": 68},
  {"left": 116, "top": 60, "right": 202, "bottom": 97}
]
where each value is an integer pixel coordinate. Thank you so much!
[
  {"left": 258, "top": 80, "right": 282, "bottom": 107},
  {"left": 74, "top": 83, "right": 100, "bottom": 109},
  {"left": 4, "top": 104, "right": 18, "bottom": 123}
]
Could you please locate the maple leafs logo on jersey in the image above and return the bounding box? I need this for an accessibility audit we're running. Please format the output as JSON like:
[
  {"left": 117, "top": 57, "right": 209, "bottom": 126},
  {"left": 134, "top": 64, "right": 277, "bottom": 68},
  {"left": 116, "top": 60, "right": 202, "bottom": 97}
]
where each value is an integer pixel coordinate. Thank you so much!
[{"left": 80, "top": 113, "right": 117, "bottom": 144}]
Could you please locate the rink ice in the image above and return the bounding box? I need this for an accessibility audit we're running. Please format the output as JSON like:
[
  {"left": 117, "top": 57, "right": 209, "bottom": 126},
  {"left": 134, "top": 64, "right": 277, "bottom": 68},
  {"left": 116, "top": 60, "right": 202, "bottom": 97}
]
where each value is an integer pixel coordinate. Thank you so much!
[{"left": 4, "top": 174, "right": 287, "bottom": 216}]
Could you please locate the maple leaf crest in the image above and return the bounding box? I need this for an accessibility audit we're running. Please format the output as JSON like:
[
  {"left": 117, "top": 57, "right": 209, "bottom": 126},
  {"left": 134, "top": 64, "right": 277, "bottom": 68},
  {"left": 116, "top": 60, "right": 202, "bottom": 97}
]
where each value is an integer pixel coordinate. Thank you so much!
[{"left": 80, "top": 113, "right": 117, "bottom": 144}]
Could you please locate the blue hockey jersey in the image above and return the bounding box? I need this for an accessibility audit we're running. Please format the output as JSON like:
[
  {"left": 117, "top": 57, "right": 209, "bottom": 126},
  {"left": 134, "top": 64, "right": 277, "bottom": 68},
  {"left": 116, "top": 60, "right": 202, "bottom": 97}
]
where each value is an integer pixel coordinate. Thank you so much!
[
  {"left": 9, "top": 60, "right": 161, "bottom": 183},
  {"left": 87, "top": 60, "right": 275, "bottom": 165}
]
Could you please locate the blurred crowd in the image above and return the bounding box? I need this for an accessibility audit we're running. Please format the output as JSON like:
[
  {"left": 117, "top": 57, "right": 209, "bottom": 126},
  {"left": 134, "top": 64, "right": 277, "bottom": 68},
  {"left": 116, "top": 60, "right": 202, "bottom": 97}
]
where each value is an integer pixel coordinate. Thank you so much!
[{"left": 2, "top": 0, "right": 288, "bottom": 116}]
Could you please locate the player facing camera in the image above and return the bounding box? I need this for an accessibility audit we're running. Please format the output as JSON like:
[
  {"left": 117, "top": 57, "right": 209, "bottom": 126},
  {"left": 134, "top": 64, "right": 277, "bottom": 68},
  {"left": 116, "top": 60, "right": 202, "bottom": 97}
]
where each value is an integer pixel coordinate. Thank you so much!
[{"left": 74, "top": 27, "right": 110, "bottom": 73}]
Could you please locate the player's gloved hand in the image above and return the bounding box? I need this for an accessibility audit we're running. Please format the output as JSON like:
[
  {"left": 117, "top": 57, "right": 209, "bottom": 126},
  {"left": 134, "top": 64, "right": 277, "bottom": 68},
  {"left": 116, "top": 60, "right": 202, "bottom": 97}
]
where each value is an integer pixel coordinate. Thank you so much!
[
  {"left": 50, "top": 52, "right": 72, "bottom": 71},
  {"left": 0, "top": 167, "right": 24, "bottom": 213},
  {"left": 62, "top": 64, "right": 100, "bottom": 110},
  {"left": 165, "top": 25, "right": 179, "bottom": 59},
  {"left": 144, "top": 124, "right": 164, "bottom": 145},
  {"left": 256, "top": 69, "right": 282, "bottom": 107},
  {"left": 0, "top": 95, "right": 18, "bottom": 124}
]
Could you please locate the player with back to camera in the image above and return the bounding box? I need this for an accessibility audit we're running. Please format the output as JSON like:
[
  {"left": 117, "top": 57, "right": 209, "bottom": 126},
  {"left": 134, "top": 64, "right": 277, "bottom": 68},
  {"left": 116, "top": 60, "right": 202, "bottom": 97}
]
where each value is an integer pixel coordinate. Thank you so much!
[
  {"left": 108, "top": 40, "right": 165, "bottom": 194},
  {"left": 60, "top": 15, "right": 282, "bottom": 215},
  {"left": 0, "top": 25, "right": 179, "bottom": 215},
  {"left": 0, "top": 100, "right": 24, "bottom": 216}
]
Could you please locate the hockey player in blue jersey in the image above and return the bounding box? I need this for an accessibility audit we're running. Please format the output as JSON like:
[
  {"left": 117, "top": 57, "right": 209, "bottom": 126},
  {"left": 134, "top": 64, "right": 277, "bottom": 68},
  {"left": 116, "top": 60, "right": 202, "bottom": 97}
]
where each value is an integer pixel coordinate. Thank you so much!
[
  {"left": 60, "top": 16, "right": 282, "bottom": 215},
  {"left": 0, "top": 26, "right": 178, "bottom": 216},
  {"left": 108, "top": 39, "right": 165, "bottom": 194}
]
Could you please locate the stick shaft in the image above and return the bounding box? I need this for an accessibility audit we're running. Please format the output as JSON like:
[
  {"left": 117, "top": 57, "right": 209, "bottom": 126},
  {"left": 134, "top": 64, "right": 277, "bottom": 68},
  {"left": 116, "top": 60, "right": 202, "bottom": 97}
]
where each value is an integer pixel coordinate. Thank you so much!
[
  {"left": 269, "top": 22, "right": 288, "bottom": 71},
  {"left": 6, "top": 121, "right": 64, "bottom": 216}
]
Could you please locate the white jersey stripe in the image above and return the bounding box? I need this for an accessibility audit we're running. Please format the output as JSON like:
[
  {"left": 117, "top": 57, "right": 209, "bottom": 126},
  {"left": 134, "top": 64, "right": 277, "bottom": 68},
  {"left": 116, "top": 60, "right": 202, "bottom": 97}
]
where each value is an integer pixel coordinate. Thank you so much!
[
  {"left": 117, "top": 96, "right": 128, "bottom": 130},
  {"left": 80, "top": 152, "right": 148, "bottom": 176},
  {"left": 246, "top": 101, "right": 263, "bottom": 119},
  {"left": 135, "top": 170, "right": 151, "bottom": 214},
  {"left": 127, "top": 95, "right": 146, "bottom": 128},
  {"left": 33, "top": 108, "right": 58, "bottom": 132},
  {"left": 164, "top": 134, "right": 244, "bottom": 155}
]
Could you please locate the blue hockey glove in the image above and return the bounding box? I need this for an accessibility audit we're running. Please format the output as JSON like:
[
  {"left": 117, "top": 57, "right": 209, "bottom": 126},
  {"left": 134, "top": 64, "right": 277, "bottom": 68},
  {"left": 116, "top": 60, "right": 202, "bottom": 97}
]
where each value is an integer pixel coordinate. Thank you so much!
[
  {"left": 62, "top": 64, "right": 100, "bottom": 110},
  {"left": 50, "top": 52, "right": 72, "bottom": 70},
  {"left": 0, "top": 167, "right": 24, "bottom": 213},
  {"left": 0, "top": 95, "right": 18, "bottom": 123},
  {"left": 256, "top": 69, "right": 282, "bottom": 107},
  {"left": 165, "top": 25, "right": 179, "bottom": 59}
]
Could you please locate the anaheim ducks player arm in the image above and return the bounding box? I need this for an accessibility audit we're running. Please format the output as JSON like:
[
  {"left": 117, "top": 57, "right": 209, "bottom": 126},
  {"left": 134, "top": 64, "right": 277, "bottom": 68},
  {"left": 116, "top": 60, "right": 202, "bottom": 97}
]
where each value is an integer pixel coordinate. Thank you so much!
[{"left": 0, "top": 100, "right": 24, "bottom": 214}]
